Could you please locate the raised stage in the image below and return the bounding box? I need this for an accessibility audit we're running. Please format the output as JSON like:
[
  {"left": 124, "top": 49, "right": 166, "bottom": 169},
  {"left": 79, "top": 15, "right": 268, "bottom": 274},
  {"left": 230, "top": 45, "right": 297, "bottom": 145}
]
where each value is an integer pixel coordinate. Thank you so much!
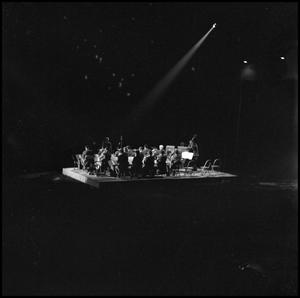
[{"left": 62, "top": 167, "right": 237, "bottom": 188}]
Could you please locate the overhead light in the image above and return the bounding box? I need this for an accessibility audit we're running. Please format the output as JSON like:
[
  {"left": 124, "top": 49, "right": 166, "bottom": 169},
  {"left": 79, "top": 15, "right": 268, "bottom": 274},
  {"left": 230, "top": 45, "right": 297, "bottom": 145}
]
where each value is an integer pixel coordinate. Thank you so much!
[
  {"left": 280, "top": 56, "right": 285, "bottom": 60},
  {"left": 243, "top": 60, "right": 248, "bottom": 64}
]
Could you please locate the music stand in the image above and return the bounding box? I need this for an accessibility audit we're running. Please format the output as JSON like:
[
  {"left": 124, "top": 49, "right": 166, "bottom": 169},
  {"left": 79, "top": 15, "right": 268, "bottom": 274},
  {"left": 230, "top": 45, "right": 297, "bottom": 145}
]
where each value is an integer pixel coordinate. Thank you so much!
[
  {"left": 181, "top": 151, "right": 193, "bottom": 160},
  {"left": 181, "top": 151, "right": 194, "bottom": 175}
]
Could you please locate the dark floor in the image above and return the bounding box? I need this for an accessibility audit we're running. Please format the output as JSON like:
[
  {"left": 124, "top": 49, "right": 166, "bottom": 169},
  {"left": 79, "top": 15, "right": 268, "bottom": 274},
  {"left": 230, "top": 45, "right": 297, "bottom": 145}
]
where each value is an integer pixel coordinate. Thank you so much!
[{"left": 2, "top": 173, "right": 298, "bottom": 296}]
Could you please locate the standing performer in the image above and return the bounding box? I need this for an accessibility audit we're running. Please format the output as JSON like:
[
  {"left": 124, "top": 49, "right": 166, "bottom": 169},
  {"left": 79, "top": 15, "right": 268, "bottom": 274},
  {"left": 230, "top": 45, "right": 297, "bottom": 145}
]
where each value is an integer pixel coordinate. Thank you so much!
[
  {"left": 188, "top": 134, "right": 199, "bottom": 170},
  {"left": 102, "top": 136, "right": 112, "bottom": 153},
  {"left": 117, "top": 135, "right": 124, "bottom": 150}
]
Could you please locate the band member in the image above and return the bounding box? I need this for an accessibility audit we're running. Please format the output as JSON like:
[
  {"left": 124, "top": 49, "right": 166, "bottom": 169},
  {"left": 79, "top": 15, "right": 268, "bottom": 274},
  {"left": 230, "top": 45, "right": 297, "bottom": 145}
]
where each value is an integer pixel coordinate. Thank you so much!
[
  {"left": 142, "top": 144, "right": 150, "bottom": 156},
  {"left": 117, "top": 136, "right": 124, "bottom": 150},
  {"left": 170, "top": 149, "right": 182, "bottom": 175},
  {"left": 158, "top": 144, "right": 164, "bottom": 153},
  {"left": 188, "top": 134, "right": 199, "bottom": 170},
  {"left": 81, "top": 145, "right": 94, "bottom": 172},
  {"left": 118, "top": 148, "right": 129, "bottom": 177},
  {"left": 99, "top": 148, "right": 111, "bottom": 173},
  {"left": 188, "top": 134, "right": 198, "bottom": 153},
  {"left": 142, "top": 150, "right": 155, "bottom": 177},
  {"left": 131, "top": 150, "right": 143, "bottom": 178},
  {"left": 156, "top": 149, "right": 167, "bottom": 175},
  {"left": 110, "top": 150, "right": 119, "bottom": 167},
  {"left": 82, "top": 145, "right": 92, "bottom": 159},
  {"left": 166, "top": 150, "right": 172, "bottom": 175},
  {"left": 152, "top": 147, "right": 160, "bottom": 158},
  {"left": 102, "top": 137, "right": 112, "bottom": 153},
  {"left": 138, "top": 146, "right": 144, "bottom": 159}
]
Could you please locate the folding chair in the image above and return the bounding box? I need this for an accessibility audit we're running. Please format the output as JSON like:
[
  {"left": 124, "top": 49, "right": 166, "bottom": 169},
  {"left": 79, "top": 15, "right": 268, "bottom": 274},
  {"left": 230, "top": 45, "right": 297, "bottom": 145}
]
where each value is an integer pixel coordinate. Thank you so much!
[
  {"left": 200, "top": 159, "right": 212, "bottom": 174},
  {"left": 212, "top": 159, "right": 221, "bottom": 172}
]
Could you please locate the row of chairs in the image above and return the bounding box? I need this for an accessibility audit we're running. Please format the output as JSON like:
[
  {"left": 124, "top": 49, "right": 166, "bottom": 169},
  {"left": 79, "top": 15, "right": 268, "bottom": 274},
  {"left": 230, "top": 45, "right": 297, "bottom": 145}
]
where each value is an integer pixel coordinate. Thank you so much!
[
  {"left": 202, "top": 159, "right": 221, "bottom": 172},
  {"left": 180, "top": 158, "right": 221, "bottom": 176}
]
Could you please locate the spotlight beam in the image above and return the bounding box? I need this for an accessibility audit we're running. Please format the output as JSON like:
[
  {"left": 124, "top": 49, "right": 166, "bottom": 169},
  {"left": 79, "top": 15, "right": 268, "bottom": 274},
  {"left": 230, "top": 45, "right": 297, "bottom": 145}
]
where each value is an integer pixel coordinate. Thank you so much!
[{"left": 128, "top": 23, "right": 217, "bottom": 127}]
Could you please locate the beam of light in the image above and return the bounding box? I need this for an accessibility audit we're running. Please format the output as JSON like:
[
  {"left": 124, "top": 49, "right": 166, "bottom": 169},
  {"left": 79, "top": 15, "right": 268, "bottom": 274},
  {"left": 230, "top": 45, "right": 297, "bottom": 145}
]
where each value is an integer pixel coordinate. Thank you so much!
[{"left": 127, "top": 23, "right": 217, "bottom": 126}]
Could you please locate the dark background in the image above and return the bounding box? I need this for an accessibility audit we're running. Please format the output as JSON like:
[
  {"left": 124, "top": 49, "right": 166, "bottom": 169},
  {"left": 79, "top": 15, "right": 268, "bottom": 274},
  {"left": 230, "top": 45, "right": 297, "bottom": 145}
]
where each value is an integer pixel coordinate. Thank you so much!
[
  {"left": 2, "top": 3, "right": 298, "bottom": 296},
  {"left": 3, "top": 2, "right": 298, "bottom": 177}
]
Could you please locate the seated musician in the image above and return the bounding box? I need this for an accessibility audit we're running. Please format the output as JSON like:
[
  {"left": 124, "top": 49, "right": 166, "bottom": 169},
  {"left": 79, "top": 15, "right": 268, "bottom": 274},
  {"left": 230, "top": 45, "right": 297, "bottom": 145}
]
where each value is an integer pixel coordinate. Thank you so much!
[
  {"left": 117, "top": 136, "right": 124, "bottom": 150},
  {"left": 158, "top": 144, "right": 164, "bottom": 153},
  {"left": 152, "top": 147, "right": 160, "bottom": 158},
  {"left": 156, "top": 149, "right": 167, "bottom": 175},
  {"left": 123, "top": 146, "right": 129, "bottom": 154},
  {"left": 142, "top": 150, "right": 155, "bottom": 177},
  {"left": 113, "top": 148, "right": 121, "bottom": 157},
  {"left": 131, "top": 150, "right": 143, "bottom": 178},
  {"left": 142, "top": 144, "right": 150, "bottom": 156},
  {"left": 108, "top": 152, "right": 119, "bottom": 177},
  {"left": 99, "top": 148, "right": 111, "bottom": 173},
  {"left": 81, "top": 145, "right": 95, "bottom": 173},
  {"left": 118, "top": 148, "right": 129, "bottom": 177},
  {"left": 82, "top": 145, "right": 92, "bottom": 158},
  {"left": 97, "top": 146, "right": 105, "bottom": 155},
  {"left": 166, "top": 150, "right": 172, "bottom": 175},
  {"left": 138, "top": 146, "right": 144, "bottom": 159},
  {"left": 170, "top": 149, "right": 182, "bottom": 175}
]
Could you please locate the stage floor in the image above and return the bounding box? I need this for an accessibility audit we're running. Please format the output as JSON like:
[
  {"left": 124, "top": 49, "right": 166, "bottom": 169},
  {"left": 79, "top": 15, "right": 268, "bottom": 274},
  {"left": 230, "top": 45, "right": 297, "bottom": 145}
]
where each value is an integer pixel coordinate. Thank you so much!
[{"left": 62, "top": 167, "right": 237, "bottom": 188}]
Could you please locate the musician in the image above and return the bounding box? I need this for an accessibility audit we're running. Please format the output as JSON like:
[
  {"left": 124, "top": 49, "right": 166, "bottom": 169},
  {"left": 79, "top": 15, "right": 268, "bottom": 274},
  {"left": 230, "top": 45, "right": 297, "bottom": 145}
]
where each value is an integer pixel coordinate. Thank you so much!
[
  {"left": 82, "top": 145, "right": 92, "bottom": 158},
  {"left": 118, "top": 148, "right": 129, "bottom": 177},
  {"left": 142, "top": 144, "right": 150, "bottom": 156},
  {"left": 117, "top": 136, "right": 124, "bottom": 150},
  {"left": 94, "top": 146, "right": 104, "bottom": 173},
  {"left": 170, "top": 149, "right": 182, "bottom": 175},
  {"left": 142, "top": 150, "right": 155, "bottom": 177},
  {"left": 131, "top": 150, "right": 143, "bottom": 178},
  {"left": 114, "top": 149, "right": 121, "bottom": 157},
  {"left": 188, "top": 134, "right": 199, "bottom": 170},
  {"left": 138, "top": 146, "right": 144, "bottom": 159},
  {"left": 157, "top": 149, "right": 167, "bottom": 175},
  {"left": 123, "top": 146, "right": 129, "bottom": 154},
  {"left": 99, "top": 148, "right": 111, "bottom": 173},
  {"left": 102, "top": 137, "right": 112, "bottom": 153},
  {"left": 152, "top": 147, "right": 160, "bottom": 158},
  {"left": 165, "top": 150, "right": 172, "bottom": 174},
  {"left": 156, "top": 145, "right": 165, "bottom": 162},
  {"left": 81, "top": 145, "right": 95, "bottom": 172},
  {"left": 108, "top": 151, "right": 119, "bottom": 177},
  {"left": 97, "top": 147, "right": 105, "bottom": 155},
  {"left": 188, "top": 134, "right": 198, "bottom": 153}
]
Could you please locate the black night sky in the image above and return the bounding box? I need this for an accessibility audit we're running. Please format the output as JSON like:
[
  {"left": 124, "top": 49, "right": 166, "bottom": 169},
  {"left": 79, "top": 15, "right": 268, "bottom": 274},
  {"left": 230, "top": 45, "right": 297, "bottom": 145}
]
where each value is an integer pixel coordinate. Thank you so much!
[{"left": 3, "top": 2, "right": 298, "bottom": 176}]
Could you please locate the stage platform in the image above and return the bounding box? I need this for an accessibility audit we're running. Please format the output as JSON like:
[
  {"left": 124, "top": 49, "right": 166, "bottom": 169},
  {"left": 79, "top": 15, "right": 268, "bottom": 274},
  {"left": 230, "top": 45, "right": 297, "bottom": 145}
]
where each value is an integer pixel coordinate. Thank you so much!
[{"left": 62, "top": 167, "right": 237, "bottom": 188}]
